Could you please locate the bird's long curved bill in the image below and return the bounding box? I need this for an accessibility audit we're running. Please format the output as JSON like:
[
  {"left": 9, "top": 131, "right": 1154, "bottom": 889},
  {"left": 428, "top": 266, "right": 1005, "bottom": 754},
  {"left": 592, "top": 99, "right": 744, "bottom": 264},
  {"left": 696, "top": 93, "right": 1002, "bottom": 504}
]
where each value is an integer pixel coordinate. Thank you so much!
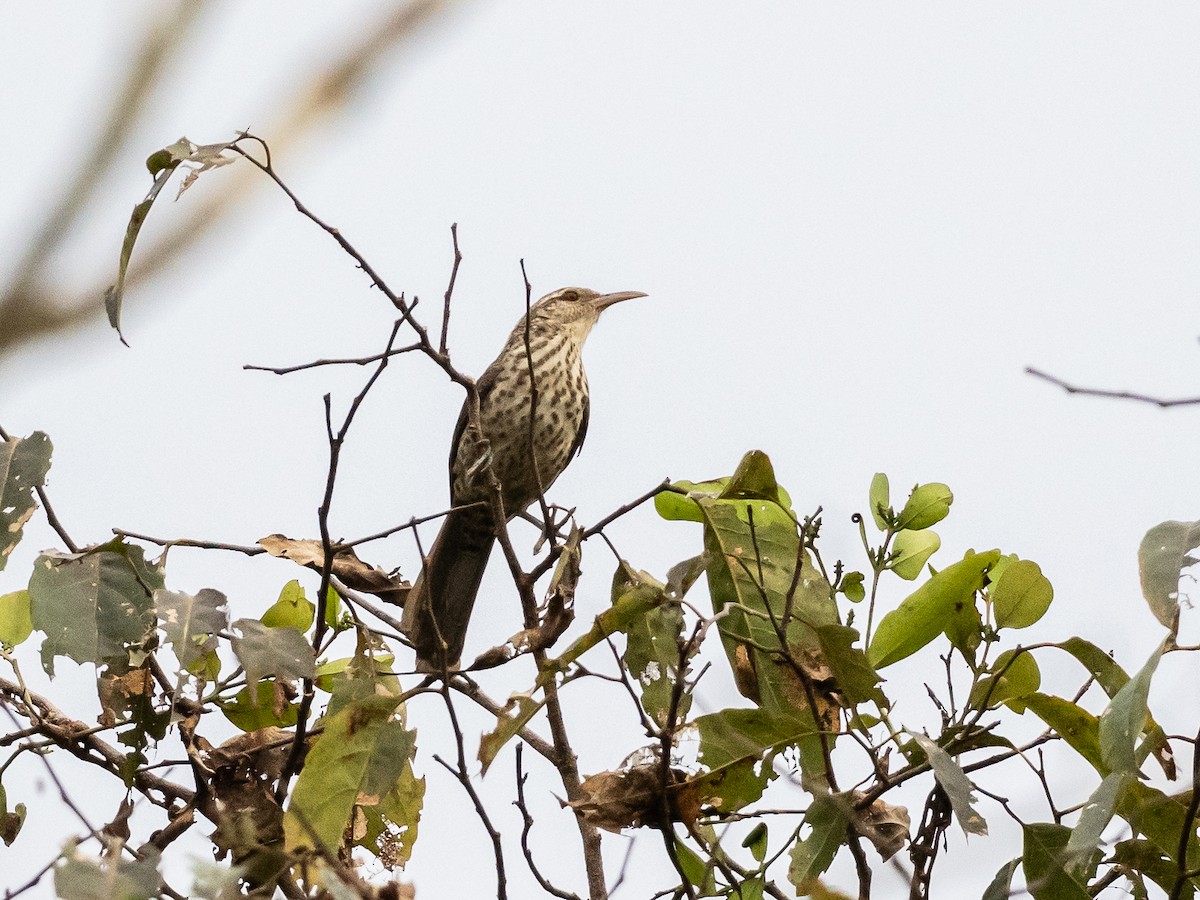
[{"left": 593, "top": 290, "right": 648, "bottom": 311}]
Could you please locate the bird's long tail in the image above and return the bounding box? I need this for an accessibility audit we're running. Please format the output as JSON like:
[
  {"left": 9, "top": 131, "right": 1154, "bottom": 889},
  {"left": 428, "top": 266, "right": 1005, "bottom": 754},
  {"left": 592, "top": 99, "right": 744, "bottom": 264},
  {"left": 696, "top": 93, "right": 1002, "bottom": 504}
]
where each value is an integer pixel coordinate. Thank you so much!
[{"left": 402, "top": 506, "right": 495, "bottom": 673}]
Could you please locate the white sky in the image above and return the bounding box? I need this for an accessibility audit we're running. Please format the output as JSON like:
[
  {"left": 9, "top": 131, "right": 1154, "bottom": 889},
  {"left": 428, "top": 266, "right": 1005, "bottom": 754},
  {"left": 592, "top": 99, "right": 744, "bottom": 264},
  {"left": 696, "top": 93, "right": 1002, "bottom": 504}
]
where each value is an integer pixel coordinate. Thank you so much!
[{"left": 2, "top": 3, "right": 1199, "bottom": 897}]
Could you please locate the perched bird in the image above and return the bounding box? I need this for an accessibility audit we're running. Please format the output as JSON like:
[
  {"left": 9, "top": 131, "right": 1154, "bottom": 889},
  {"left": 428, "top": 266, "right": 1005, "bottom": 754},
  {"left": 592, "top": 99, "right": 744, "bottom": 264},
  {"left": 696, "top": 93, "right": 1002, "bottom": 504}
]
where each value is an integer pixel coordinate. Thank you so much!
[{"left": 402, "top": 286, "right": 645, "bottom": 672}]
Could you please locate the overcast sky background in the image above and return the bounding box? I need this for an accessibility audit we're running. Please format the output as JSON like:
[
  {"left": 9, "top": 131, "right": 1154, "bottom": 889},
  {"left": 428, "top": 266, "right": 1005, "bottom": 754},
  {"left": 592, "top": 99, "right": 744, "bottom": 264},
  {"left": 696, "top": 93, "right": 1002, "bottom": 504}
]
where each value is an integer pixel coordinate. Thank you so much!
[{"left": 2, "top": 3, "right": 1199, "bottom": 897}]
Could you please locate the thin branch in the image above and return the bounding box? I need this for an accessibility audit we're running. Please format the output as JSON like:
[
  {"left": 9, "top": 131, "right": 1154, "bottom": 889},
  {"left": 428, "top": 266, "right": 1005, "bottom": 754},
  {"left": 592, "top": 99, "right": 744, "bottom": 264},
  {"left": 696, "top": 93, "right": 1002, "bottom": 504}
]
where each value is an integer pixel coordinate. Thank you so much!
[
  {"left": 437, "top": 681, "right": 507, "bottom": 900},
  {"left": 3, "top": 847, "right": 72, "bottom": 900},
  {"left": 111, "top": 530, "right": 265, "bottom": 557},
  {"left": 515, "top": 745, "right": 582, "bottom": 900},
  {"left": 1025, "top": 367, "right": 1200, "bottom": 408},
  {"left": 278, "top": 317, "right": 406, "bottom": 799},
  {"left": 343, "top": 500, "right": 487, "bottom": 548},
  {"left": 1168, "top": 720, "right": 1200, "bottom": 900},
  {"left": 439, "top": 223, "right": 463, "bottom": 355},
  {"left": 244, "top": 338, "right": 422, "bottom": 374}
]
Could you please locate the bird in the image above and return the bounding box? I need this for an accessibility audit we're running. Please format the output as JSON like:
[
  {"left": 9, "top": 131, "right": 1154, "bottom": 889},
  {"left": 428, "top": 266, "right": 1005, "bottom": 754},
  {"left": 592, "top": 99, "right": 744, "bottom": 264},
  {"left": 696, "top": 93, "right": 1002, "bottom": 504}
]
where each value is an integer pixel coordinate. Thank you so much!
[{"left": 402, "top": 286, "right": 646, "bottom": 672}]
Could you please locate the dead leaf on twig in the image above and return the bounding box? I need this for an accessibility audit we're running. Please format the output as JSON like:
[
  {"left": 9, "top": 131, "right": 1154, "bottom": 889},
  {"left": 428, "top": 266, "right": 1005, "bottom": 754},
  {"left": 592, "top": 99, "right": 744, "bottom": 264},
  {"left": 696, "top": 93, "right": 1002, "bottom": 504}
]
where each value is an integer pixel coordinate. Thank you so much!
[
  {"left": 468, "top": 528, "right": 581, "bottom": 669},
  {"left": 257, "top": 534, "right": 408, "bottom": 604},
  {"left": 206, "top": 726, "right": 299, "bottom": 783},
  {"left": 852, "top": 792, "right": 910, "bottom": 860},
  {"left": 567, "top": 763, "right": 701, "bottom": 833}
]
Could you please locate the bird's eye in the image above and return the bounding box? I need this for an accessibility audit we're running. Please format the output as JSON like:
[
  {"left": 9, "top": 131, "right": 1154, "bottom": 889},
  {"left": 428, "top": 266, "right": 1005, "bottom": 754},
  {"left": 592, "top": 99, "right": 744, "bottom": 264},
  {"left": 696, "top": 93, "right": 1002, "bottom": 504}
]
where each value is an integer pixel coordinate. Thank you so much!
[{"left": 561, "top": 290, "right": 579, "bottom": 302}]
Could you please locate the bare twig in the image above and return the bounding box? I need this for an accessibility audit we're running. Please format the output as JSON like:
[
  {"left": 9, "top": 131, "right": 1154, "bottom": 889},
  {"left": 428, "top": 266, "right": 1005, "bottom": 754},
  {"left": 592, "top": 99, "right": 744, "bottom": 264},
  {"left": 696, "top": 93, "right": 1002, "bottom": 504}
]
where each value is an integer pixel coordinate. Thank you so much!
[
  {"left": 436, "top": 681, "right": 507, "bottom": 900},
  {"left": 111, "top": 529, "right": 265, "bottom": 557},
  {"left": 1026, "top": 367, "right": 1200, "bottom": 408},
  {"left": 515, "top": 745, "right": 582, "bottom": 900},
  {"left": 1168, "top": 721, "right": 1200, "bottom": 900},
  {"left": 244, "top": 339, "right": 422, "bottom": 374},
  {"left": 439, "top": 223, "right": 463, "bottom": 355}
]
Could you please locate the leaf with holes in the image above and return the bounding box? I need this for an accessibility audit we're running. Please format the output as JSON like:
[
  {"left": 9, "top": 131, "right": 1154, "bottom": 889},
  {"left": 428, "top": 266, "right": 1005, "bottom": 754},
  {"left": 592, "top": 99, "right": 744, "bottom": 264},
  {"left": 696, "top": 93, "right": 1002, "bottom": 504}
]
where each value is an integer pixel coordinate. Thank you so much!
[
  {"left": 0, "top": 432, "right": 52, "bottom": 572},
  {"left": 230, "top": 619, "right": 316, "bottom": 689},
  {"left": 29, "top": 540, "right": 162, "bottom": 675}
]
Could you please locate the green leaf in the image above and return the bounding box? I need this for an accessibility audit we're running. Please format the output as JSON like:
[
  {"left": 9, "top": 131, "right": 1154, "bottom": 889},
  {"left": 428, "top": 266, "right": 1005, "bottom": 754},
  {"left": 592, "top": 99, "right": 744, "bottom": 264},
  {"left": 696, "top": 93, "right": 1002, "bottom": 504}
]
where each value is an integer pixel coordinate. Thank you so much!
[
  {"left": 896, "top": 483, "right": 953, "bottom": 531},
  {"left": 981, "top": 859, "right": 1020, "bottom": 900},
  {"left": 0, "top": 784, "right": 26, "bottom": 847},
  {"left": 867, "top": 549, "right": 1000, "bottom": 668},
  {"left": 1110, "top": 838, "right": 1188, "bottom": 900},
  {"left": 689, "top": 756, "right": 771, "bottom": 814},
  {"left": 1021, "top": 823, "right": 1094, "bottom": 899},
  {"left": 1056, "top": 637, "right": 1175, "bottom": 778},
  {"left": 55, "top": 840, "right": 162, "bottom": 900},
  {"left": 698, "top": 478, "right": 838, "bottom": 714},
  {"left": 788, "top": 793, "right": 849, "bottom": 890},
  {"left": 969, "top": 648, "right": 1041, "bottom": 710},
  {"left": 656, "top": 454, "right": 794, "bottom": 523},
  {"left": 1138, "top": 520, "right": 1200, "bottom": 629},
  {"left": 29, "top": 540, "right": 163, "bottom": 675},
  {"left": 156, "top": 588, "right": 228, "bottom": 669},
  {"left": 323, "top": 584, "right": 344, "bottom": 630},
  {"left": 219, "top": 681, "right": 300, "bottom": 732},
  {"left": 673, "top": 838, "right": 716, "bottom": 894},
  {"left": 908, "top": 732, "right": 987, "bottom": 836},
  {"left": 889, "top": 529, "right": 940, "bottom": 581},
  {"left": 741, "top": 823, "right": 769, "bottom": 863},
  {"left": 1117, "top": 782, "right": 1200, "bottom": 878},
  {"left": 665, "top": 554, "right": 706, "bottom": 600},
  {"left": 942, "top": 590, "right": 983, "bottom": 664},
  {"left": 1023, "top": 693, "right": 1104, "bottom": 773},
  {"left": 655, "top": 480, "right": 728, "bottom": 523},
  {"left": 839, "top": 571, "right": 866, "bottom": 603},
  {"left": 314, "top": 652, "right": 397, "bottom": 694},
  {"left": 0, "top": 432, "right": 52, "bottom": 571},
  {"left": 0, "top": 590, "right": 33, "bottom": 648},
  {"left": 230, "top": 618, "right": 316, "bottom": 688},
  {"left": 719, "top": 450, "right": 790, "bottom": 505},
  {"left": 695, "top": 707, "right": 816, "bottom": 771},
  {"left": 991, "top": 559, "right": 1053, "bottom": 629},
  {"left": 106, "top": 138, "right": 237, "bottom": 343},
  {"left": 1065, "top": 771, "right": 1130, "bottom": 871},
  {"left": 478, "top": 692, "right": 548, "bottom": 773},
  {"left": 813, "top": 623, "right": 885, "bottom": 707},
  {"left": 261, "top": 580, "right": 315, "bottom": 632},
  {"left": 1099, "top": 641, "right": 1164, "bottom": 775},
  {"left": 284, "top": 693, "right": 413, "bottom": 854},
  {"left": 545, "top": 564, "right": 669, "bottom": 677},
  {"left": 868, "top": 473, "right": 891, "bottom": 530}
]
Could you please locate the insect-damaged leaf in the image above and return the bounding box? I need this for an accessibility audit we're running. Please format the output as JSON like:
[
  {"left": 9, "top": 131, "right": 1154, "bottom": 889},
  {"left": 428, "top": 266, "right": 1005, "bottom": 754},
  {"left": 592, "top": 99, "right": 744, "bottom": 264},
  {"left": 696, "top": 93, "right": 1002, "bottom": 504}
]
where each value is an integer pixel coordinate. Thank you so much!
[
  {"left": 624, "top": 588, "right": 690, "bottom": 727},
  {"left": 0, "top": 432, "right": 52, "bottom": 572},
  {"left": 284, "top": 693, "right": 415, "bottom": 856},
  {"left": 155, "top": 587, "right": 228, "bottom": 669},
  {"left": 1138, "top": 519, "right": 1200, "bottom": 629},
  {"left": 230, "top": 619, "right": 316, "bottom": 689},
  {"left": 29, "top": 539, "right": 163, "bottom": 675}
]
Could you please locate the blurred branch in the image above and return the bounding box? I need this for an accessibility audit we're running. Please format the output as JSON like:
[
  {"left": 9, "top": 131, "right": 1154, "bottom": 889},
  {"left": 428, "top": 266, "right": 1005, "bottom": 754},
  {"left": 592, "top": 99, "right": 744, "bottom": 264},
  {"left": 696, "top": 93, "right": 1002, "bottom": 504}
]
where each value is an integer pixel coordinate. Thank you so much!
[
  {"left": 0, "top": 1, "right": 209, "bottom": 351},
  {"left": 0, "top": 0, "right": 459, "bottom": 354}
]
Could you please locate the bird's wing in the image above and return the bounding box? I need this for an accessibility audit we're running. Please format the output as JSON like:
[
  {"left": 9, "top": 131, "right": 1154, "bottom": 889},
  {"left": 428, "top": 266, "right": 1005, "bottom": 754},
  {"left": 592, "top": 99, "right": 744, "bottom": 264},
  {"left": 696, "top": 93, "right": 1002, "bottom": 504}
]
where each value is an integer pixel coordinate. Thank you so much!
[
  {"left": 448, "top": 367, "right": 500, "bottom": 498},
  {"left": 569, "top": 392, "right": 590, "bottom": 460}
]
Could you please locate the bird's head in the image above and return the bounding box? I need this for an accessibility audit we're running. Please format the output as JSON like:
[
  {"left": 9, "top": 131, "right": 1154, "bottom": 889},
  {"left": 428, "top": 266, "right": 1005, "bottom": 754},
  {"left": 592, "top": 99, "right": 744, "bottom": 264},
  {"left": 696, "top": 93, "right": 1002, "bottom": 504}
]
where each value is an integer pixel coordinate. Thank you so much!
[{"left": 522, "top": 287, "right": 647, "bottom": 343}]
